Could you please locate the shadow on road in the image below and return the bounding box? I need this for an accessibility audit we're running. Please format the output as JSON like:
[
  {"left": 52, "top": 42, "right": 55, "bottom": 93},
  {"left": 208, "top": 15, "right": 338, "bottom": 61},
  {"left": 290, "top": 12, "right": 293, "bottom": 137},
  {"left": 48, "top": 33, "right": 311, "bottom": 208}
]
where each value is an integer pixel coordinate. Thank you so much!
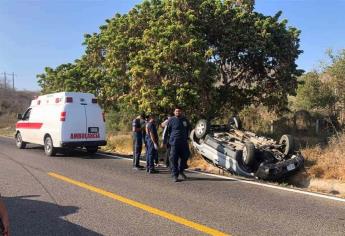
[
  {"left": 24, "top": 145, "right": 126, "bottom": 160},
  {"left": 3, "top": 195, "right": 102, "bottom": 236}
]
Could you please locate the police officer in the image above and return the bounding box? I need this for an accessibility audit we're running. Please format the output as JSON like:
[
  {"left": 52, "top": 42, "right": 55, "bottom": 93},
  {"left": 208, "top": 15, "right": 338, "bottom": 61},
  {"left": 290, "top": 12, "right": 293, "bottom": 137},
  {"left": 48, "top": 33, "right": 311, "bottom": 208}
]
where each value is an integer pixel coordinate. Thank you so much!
[
  {"left": 163, "top": 106, "right": 191, "bottom": 182},
  {"left": 145, "top": 114, "right": 159, "bottom": 173},
  {"left": 132, "top": 114, "right": 145, "bottom": 170}
]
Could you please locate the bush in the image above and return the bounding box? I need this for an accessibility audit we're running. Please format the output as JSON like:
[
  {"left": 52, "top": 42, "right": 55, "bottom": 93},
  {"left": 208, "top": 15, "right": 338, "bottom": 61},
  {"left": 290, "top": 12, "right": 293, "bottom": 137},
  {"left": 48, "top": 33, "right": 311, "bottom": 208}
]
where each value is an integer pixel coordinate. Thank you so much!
[
  {"left": 105, "top": 109, "right": 136, "bottom": 134},
  {"left": 302, "top": 132, "right": 345, "bottom": 180}
]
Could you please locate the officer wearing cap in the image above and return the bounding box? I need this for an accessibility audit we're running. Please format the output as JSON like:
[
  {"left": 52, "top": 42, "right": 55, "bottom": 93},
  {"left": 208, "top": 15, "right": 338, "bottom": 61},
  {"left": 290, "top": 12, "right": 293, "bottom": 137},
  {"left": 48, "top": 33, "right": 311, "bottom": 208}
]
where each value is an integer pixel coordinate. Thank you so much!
[
  {"left": 163, "top": 106, "right": 191, "bottom": 182},
  {"left": 145, "top": 114, "right": 159, "bottom": 173},
  {"left": 132, "top": 113, "right": 145, "bottom": 170}
]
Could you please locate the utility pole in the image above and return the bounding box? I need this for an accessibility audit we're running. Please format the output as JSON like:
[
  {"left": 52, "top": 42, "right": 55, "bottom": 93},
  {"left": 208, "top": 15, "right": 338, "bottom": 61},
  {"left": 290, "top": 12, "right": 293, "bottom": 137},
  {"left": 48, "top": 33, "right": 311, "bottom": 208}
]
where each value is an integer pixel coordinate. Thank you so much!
[
  {"left": 1, "top": 72, "right": 16, "bottom": 91},
  {"left": 12, "top": 72, "right": 15, "bottom": 90},
  {"left": 4, "top": 72, "right": 6, "bottom": 90}
]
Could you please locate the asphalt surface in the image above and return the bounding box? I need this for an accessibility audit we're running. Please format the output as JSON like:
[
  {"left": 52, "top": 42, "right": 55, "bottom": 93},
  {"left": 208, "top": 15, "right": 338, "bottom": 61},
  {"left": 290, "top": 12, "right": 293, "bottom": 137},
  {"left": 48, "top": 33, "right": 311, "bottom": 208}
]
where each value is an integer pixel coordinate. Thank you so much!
[{"left": 0, "top": 136, "right": 345, "bottom": 236}]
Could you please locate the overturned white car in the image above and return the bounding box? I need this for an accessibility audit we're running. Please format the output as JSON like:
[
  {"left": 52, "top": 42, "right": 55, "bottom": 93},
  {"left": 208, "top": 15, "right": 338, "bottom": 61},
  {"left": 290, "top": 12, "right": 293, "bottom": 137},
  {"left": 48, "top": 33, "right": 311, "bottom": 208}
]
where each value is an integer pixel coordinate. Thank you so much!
[{"left": 190, "top": 118, "right": 304, "bottom": 180}]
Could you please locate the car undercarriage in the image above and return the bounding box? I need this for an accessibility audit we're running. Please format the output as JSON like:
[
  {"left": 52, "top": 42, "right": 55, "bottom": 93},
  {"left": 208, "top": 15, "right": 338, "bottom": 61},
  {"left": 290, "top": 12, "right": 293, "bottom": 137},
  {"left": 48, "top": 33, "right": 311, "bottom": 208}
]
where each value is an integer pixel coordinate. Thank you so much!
[{"left": 190, "top": 117, "right": 304, "bottom": 180}]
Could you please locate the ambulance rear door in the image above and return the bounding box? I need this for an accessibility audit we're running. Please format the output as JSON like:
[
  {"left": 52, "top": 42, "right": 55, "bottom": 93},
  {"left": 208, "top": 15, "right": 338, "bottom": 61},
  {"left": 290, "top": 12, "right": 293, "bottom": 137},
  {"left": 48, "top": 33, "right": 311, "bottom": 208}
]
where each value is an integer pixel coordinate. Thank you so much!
[
  {"left": 84, "top": 98, "right": 105, "bottom": 141},
  {"left": 61, "top": 96, "right": 88, "bottom": 143}
]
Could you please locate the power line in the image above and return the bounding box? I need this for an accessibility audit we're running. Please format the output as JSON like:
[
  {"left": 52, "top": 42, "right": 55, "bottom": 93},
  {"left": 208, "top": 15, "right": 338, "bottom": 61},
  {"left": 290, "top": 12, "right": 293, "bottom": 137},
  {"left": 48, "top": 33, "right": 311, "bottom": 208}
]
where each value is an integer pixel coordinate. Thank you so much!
[{"left": 0, "top": 72, "right": 17, "bottom": 90}]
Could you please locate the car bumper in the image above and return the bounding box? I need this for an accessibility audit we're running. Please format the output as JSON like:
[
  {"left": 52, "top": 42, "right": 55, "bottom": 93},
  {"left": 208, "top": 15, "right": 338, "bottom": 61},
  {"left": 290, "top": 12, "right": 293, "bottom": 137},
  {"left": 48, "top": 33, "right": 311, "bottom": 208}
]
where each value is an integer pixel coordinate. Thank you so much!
[
  {"left": 255, "top": 153, "right": 304, "bottom": 180},
  {"left": 60, "top": 140, "right": 107, "bottom": 148}
]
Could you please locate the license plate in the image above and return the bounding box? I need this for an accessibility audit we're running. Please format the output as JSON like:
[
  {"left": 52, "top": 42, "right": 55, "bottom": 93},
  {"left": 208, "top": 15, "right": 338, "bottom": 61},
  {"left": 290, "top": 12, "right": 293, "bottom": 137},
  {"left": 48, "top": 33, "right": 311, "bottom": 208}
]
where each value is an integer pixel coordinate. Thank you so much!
[
  {"left": 287, "top": 163, "right": 295, "bottom": 171},
  {"left": 88, "top": 127, "right": 99, "bottom": 133}
]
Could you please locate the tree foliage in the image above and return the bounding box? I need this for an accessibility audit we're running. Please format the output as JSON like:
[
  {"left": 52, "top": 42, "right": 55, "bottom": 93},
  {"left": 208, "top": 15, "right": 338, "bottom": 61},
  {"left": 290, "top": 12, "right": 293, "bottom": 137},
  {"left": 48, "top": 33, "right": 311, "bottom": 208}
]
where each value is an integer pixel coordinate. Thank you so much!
[
  {"left": 326, "top": 49, "right": 345, "bottom": 108},
  {"left": 293, "top": 49, "right": 345, "bottom": 121},
  {"left": 294, "top": 72, "right": 336, "bottom": 112},
  {"left": 37, "top": 0, "right": 302, "bottom": 120}
]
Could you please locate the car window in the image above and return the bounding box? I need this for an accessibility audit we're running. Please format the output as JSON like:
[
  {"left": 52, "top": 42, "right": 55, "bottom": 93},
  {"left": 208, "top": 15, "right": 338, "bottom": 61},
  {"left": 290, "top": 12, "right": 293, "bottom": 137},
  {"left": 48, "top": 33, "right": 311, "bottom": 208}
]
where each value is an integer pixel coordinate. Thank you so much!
[{"left": 22, "top": 108, "right": 32, "bottom": 121}]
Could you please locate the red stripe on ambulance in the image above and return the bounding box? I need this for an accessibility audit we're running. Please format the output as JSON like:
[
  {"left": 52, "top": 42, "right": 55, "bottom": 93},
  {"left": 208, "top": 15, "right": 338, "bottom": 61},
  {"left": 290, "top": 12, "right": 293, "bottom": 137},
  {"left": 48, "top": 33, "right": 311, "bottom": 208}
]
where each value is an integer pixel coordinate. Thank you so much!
[{"left": 16, "top": 122, "right": 43, "bottom": 129}]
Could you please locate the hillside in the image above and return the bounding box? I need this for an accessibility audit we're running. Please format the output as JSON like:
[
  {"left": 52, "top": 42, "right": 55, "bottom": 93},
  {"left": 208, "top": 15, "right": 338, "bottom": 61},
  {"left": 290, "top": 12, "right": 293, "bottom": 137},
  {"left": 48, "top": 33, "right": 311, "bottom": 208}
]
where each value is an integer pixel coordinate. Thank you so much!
[{"left": 0, "top": 88, "right": 38, "bottom": 129}]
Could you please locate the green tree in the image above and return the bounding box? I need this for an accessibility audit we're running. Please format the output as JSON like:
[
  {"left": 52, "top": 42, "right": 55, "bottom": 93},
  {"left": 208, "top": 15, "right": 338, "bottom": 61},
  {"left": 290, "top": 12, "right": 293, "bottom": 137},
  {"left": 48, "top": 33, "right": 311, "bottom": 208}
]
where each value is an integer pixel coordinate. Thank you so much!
[
  {"left": 37, "top": 0, "right": 303, "bottom": 120},
  {"left": 294, "top": 72, "right": 336, "bottom": 113},
  {"left": 326, "top": 49, "right": 345, "bottom": 109}
]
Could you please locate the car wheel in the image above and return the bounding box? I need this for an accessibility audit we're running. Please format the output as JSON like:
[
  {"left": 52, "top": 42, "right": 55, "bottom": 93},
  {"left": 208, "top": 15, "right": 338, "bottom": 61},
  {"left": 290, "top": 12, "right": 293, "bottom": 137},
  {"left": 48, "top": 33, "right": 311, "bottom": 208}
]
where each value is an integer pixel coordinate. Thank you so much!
[
  {"left": 279, "top": 134, "right": 294, "bottom": 155},
  {"left": 44, "top": 136, "right": 56, "bottom": 156},
  {"left": 86, "top": 146, "right": 98, "bottom": 154},
  {"left": 242, "top": 142, "right": 255, "bottom": 166},
  {"left": 195, "top": 119, "right": 210, "bottom": 139},
  {"left": 15, "top": 132, "right": 26, "bottom": 149},
  {"left": 228, "top": 116, "right": 242, "bottom": 130}
]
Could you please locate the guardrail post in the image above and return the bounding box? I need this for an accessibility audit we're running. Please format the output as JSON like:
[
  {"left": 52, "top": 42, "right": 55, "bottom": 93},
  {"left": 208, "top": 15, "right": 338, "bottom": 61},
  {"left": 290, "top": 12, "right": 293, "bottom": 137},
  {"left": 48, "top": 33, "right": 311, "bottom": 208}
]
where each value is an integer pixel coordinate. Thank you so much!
[
  {"left": 315, "top": 119, "right": 320, "bottom": 134},
  {"left": 270, "top": 120, "right": 274, "bottom": 134}
]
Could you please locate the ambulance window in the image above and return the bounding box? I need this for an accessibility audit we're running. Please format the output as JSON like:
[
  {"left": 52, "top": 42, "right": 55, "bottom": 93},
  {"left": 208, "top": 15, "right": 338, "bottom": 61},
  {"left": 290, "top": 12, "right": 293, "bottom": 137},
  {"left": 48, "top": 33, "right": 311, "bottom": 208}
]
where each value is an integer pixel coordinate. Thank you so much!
[{"left": 22, "top": 108, "right": 32, "bottom": 121}]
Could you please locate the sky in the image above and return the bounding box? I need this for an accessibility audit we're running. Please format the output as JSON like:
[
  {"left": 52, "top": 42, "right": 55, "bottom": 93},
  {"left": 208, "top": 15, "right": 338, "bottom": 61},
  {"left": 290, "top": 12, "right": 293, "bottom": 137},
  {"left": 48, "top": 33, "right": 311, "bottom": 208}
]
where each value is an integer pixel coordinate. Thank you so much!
[{"left": 0, "top": 0, "right": 344, "bottom": 91}]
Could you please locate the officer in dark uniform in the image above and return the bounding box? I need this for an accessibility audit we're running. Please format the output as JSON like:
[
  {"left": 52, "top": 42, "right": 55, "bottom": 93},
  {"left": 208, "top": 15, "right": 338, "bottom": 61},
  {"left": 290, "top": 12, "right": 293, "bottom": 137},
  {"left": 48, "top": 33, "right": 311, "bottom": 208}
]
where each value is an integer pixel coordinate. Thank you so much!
[
  {"left": 163, "top": 106, "right": 191, "bottom": 182},
  {"left": 145, "top": 114, "right": 159, "bottom": 173},
  {"left": 132, "top": 114, "right": 145, "bottom": 170}
]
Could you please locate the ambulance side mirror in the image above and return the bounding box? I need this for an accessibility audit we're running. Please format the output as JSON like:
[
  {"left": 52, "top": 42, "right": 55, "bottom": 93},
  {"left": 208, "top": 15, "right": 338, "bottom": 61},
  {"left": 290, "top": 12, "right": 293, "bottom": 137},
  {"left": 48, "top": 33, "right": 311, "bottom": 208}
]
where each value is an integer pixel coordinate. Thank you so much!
[{"left": 17, "top": 114, "right": 22, "bottom": 120}]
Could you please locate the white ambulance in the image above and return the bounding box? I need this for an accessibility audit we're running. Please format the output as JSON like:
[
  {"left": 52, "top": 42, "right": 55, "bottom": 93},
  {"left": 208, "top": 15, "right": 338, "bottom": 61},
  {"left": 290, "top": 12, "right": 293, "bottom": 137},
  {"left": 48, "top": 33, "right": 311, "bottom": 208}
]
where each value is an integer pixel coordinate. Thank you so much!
[{"left": 15, "top": 92, "right": 107, "bottom": 156}]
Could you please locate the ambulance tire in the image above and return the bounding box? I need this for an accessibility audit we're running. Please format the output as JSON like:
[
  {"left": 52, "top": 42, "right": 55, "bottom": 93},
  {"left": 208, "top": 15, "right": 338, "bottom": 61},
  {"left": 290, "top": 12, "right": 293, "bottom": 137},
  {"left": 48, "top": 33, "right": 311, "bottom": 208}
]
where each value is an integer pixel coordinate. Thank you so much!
[
  {"left": 86, "top": 146, "right": 98, "bottom": 154},
  {"left": 44, "top": 135, "right": 56, "bottom": 156},
  {"left": 15, "top": 132, "right": 26, "bottom": 149}
]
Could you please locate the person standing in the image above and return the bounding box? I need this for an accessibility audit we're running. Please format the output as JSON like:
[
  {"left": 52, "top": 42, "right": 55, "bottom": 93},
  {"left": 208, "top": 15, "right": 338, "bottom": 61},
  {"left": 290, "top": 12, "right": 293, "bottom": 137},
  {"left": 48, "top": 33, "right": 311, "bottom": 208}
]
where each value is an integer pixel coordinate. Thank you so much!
[
  {"left": 0, "top": 195, "right": 10, "bottom": 236},
  {"left": 132, "top": 114, "right": 145, "bottom": 170},
  {"left": 145, "top": 114, "right": 159, "bottom": 174},
  {"left": 163, "top": 106, "right": 191, "bottom": 182},
  {"left": 161, "top": 113, "right": 172, "bottom": 168}
]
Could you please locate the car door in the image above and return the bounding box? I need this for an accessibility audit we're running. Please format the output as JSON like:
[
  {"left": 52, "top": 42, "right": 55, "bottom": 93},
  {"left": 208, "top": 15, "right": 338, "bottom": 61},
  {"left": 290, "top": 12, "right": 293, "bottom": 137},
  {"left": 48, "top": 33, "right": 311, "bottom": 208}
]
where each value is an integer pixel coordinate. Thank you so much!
[{"left": 17, "top": 108, "right": 32, "bottom": 142}]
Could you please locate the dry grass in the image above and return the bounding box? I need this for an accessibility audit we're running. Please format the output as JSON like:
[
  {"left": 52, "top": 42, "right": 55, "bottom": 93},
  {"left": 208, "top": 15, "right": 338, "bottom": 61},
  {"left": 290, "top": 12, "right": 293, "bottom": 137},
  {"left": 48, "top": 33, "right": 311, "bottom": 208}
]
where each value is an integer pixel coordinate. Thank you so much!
[
  {"left": 302, "top": 133, "right": 345, "bottom": 181},
  {"left": 0, "top": 127, "right": 15, "bottom": 137},
  {"left": 0, "top": 113, "right": 16, "bottom": 129},
  {"left": 188, "top": 148, "right": 225, "bottom": 174},
  {"left": 103, "top": 133, "right": 133, "bottom": 155}
]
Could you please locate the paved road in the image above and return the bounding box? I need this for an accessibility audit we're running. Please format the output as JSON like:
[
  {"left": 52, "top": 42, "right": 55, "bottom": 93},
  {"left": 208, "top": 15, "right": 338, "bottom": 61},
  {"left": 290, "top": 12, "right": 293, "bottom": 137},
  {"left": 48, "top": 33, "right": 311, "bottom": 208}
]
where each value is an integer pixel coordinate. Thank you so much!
[{"left": 0, "top": 136, "right": 345, "bottom": 236}]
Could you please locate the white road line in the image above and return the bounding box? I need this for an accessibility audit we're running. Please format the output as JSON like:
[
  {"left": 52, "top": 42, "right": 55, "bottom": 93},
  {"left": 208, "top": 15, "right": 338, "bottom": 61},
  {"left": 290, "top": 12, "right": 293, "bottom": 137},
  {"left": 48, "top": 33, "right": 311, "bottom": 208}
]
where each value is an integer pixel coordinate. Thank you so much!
[
  {"left": 97, "top": 152, "right": 345, "bottom": 203},
  {"left": 187, "top": 170, "right": 345, "bottom": 203}
]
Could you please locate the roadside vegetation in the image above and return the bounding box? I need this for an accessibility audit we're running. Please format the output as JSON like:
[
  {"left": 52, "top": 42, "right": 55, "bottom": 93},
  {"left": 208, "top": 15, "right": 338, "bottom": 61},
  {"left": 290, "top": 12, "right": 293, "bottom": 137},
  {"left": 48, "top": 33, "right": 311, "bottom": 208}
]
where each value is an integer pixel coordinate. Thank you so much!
[
  {"left": 303, "top": 133, "right": 345, "bottom": 181},
  {"left": 0, "top": 88, "right": 37, "bottom": 137}
]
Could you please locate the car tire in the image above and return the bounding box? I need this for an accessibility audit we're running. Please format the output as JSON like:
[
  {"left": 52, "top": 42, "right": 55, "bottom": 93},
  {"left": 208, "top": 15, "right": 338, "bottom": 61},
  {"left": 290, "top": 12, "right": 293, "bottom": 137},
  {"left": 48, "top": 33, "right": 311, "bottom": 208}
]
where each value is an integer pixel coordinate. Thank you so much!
[
  {"left": 44, "top": 135, "right": 56, "bottom": 156},
  {"left": 242, "top": 142, "right": 255, "bottom": 166},
  {"left": 279, "top": 134, "right": 294, "bottom": 155},
  {"left": 86, "top": 146, "right": 98, "bottom": 154},
  {"left": 195, "top": 119, "right": 210, "bottom": 139},
  {"left": 228, "top": 116, "right": 242, "bottom": 130},
  {"left": 15, "top": 132, "right": 26, "bottom": 149}
]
